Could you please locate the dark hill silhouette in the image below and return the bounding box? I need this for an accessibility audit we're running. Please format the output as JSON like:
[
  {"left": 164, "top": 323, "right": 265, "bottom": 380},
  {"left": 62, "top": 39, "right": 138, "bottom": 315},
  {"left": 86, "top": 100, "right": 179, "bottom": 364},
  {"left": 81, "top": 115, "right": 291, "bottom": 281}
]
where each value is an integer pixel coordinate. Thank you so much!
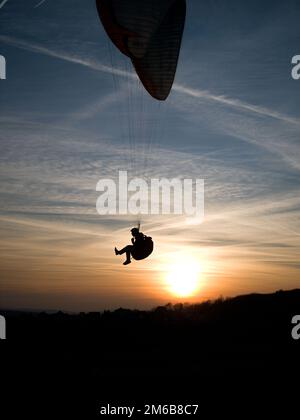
[{"left": 1, "top": 289, "right": 300, "bottom": 417}]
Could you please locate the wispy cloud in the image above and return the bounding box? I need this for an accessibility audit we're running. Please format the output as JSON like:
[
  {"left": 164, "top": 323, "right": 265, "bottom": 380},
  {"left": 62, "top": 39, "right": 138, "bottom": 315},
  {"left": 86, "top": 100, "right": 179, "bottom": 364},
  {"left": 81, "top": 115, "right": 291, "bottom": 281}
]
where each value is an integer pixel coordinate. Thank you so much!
[
  {"left": 1, "top": 33, "right": 299, "bottom": 176},
  {"left": 65, "top": 88, "right": 127, "bottom": 124},
  {"left": 1, "top": 20, "right": 300, "bottom": 310}
]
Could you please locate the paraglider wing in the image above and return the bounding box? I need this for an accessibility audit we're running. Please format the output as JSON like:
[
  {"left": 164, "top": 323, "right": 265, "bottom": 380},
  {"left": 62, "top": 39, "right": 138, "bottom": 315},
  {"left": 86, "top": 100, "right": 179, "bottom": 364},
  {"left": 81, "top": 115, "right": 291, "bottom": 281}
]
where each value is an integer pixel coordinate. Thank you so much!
[
  {"left": 96, "top": 0, "right": 186, "bottom": 100},
  {"left": 132, "top": 0, "right": 186, "bottom": 100}
]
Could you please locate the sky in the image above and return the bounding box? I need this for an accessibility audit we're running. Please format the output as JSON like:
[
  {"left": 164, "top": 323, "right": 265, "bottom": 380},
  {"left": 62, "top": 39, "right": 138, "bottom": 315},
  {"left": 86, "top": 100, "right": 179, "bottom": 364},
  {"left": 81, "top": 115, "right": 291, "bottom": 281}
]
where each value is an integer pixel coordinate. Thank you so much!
[{"left": 0, "top": 0, "right": 300, "bottom": 311}]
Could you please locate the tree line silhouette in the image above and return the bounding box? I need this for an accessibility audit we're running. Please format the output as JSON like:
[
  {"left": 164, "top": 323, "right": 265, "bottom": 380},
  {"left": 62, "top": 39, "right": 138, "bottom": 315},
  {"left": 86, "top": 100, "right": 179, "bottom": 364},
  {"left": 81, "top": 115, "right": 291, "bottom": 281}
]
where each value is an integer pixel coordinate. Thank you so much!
[{"left": 1, "top": 289, "right": 300, "bottom": 417}]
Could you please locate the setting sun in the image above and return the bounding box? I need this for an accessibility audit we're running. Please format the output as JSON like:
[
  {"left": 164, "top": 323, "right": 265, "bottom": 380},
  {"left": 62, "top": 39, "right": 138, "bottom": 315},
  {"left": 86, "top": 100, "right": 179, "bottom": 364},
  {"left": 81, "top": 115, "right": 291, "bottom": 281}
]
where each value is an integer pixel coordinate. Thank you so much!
[{"left": 166, "top": 258, "right": 202, "bottom": 298}]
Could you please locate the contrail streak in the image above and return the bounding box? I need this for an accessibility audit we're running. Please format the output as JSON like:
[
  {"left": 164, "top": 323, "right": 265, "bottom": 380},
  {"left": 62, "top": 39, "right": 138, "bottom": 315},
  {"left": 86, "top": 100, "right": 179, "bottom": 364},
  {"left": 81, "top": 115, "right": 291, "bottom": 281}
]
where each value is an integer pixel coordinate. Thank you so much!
[
  {"left": 0, "top": 35, "right": 134, "bottom": 79},
  {"left": 173, "top": 85, "right": 300, "bottom": 126},
  {"left": 1, "top": 35, "right": 299, "bottom": 127},
  {"left": 0, "top": 0, "right": 9, "bottom": 10},
  {"left": 35, "top": 0, "right": 47, "bottom": 7}
]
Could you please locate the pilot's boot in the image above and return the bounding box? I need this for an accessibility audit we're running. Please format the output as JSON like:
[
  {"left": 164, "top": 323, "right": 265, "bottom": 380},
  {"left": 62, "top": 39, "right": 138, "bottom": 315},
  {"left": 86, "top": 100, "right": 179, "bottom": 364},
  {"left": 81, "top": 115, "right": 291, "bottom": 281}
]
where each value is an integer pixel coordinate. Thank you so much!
[
  {"left": 123, "top": 259, "right": 131, "bottom": 265},
  {"left": 115, "top": 247, "right": 120, "bottom": 255}
]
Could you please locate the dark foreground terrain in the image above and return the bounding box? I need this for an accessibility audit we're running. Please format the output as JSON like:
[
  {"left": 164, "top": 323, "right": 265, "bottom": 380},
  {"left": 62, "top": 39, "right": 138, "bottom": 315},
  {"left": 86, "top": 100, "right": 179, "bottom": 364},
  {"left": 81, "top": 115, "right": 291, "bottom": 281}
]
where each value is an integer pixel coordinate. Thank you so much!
[{"left": 1, "top": 289, "right": 300, "bottom": 418}]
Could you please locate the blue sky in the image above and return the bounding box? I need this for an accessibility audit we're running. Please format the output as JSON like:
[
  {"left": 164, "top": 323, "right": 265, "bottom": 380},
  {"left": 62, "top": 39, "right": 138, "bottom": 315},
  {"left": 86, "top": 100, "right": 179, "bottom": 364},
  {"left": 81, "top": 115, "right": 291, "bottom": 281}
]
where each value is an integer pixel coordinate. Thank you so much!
[{"left": 0, "top": 0, "right": 300, "bottom": 311}]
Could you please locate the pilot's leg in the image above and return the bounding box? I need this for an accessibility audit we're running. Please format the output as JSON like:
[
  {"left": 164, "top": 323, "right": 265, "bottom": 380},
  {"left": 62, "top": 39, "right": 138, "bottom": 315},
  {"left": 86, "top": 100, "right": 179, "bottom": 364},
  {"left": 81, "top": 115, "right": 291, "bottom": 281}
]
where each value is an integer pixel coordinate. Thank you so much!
[{"left": 115, "top": 245, "right": 133, "bottom": 265}]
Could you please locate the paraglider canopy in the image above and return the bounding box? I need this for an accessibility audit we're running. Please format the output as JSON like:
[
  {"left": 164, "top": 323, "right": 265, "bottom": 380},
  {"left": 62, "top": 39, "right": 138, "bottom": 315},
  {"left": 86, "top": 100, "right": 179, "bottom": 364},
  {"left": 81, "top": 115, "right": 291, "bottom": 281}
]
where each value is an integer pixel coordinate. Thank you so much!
[{"left": 96, "top": 0, "right": 186, "bottom": 100}]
